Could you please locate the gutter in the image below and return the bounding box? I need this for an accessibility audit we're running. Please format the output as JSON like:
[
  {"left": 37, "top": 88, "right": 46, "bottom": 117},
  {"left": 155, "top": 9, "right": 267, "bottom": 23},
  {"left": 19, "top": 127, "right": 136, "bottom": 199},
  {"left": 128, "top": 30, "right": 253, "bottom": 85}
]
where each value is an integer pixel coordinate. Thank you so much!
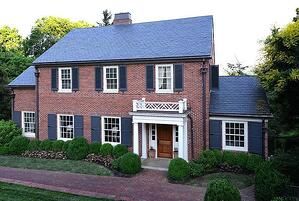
[
  {"left": 35, "top": 69, "right": 40, "bottom": 140},
  {"left": 200, "top": 61, "right": 208, "bottom": 150},
  {"left": 209, "top": 113, "right": 273, "bottom": 118}
]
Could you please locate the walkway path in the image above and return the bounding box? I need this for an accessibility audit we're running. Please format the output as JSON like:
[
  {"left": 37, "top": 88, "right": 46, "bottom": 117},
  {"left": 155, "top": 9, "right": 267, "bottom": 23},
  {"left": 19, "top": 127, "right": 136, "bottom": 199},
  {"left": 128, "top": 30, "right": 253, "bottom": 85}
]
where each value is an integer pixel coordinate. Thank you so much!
[{"left": 0, "top": 167, "right": 255, "bottom": 201}]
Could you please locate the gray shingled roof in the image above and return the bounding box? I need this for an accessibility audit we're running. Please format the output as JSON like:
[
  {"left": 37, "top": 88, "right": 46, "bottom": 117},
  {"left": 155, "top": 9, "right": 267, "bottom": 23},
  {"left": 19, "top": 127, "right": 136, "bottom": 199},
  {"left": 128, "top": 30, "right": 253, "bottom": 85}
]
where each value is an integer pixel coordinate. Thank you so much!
[
  {"left": 8, "top": 66, "right": 35, "bottom": 88},
  {"left": 33, "top": 15, "right": 213, "bottom": 65},
  {"left": 210, "top": 76, "right": 271, "bottom": 117}
]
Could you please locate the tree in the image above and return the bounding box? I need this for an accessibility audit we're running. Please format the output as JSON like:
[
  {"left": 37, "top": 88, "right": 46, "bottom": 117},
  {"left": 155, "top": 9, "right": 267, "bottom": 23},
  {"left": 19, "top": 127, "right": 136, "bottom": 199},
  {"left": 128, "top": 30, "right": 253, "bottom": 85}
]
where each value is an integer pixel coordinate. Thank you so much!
[
  {"left": 23, "top": 16, "right": 92, "bottom": 57},
  {"left": 0, "top": 67, "right": 10, "bottom": 120},
  {"left": 225, "top": 59, "right": 249, "bottom": 76},
  {"left": 255, "top": 12, "right": 299, "bottom": 134},
  {"left": 97, "top": 9, "right": 112, "bottom": 26},
  {"left": 293, "top": 8, "right": 299, "bottom": 22},
  {"left": 0, "top": 26, "right": 22, "bottom": 52}
]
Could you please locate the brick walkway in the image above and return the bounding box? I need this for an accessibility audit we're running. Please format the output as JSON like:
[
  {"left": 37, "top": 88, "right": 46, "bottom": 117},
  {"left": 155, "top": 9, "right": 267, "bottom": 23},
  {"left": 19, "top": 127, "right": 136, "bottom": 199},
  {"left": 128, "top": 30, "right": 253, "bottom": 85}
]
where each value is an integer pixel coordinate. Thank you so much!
[{"left": 0, "top": 167, "right": 255, "bottom": 201}]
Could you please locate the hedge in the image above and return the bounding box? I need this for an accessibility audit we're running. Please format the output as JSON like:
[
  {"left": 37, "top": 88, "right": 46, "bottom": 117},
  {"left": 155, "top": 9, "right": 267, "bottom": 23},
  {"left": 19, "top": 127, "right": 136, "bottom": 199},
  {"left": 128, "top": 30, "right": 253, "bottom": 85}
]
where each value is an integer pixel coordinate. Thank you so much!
[
  {"left": 0, "top": 120, "right": 22, "bottom": 146},
  {"left": 8, "top": 136, "right": 30, "bottom": 155},
  {"left": 204, "top": 179, "right": 241, "bottom": 201}
]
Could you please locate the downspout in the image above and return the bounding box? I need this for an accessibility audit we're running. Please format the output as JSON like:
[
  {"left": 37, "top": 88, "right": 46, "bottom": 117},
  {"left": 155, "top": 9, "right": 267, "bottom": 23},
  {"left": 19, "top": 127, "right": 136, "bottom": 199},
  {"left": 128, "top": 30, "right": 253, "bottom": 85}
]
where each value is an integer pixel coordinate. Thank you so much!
[
  {"left": 188, "top": 113, "right": 194, "bottom": 159},
  {"left": 201, "top": 61, "right": 208, "bottom": 150},
  {"left": 10, "top": 90, "right": 15, "bottom": 120},
  {"left": 35, "top": 68, "right": 40, "bottom": 140}
]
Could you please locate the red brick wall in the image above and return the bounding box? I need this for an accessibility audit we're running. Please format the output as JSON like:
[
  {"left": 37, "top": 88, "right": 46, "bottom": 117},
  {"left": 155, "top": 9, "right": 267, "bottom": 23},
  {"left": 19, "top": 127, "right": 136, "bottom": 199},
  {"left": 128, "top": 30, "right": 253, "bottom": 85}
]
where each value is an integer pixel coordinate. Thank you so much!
[{"left": 14, "top": 88, "right": 35, "bottom": 112}]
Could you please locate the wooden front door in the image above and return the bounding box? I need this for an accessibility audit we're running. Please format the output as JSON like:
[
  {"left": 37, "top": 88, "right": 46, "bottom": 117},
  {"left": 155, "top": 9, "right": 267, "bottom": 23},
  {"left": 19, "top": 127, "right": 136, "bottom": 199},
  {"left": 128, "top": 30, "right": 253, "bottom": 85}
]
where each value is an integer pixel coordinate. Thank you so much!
[{"left": 157, "top": 125, "right": 173, "bottom": 158}]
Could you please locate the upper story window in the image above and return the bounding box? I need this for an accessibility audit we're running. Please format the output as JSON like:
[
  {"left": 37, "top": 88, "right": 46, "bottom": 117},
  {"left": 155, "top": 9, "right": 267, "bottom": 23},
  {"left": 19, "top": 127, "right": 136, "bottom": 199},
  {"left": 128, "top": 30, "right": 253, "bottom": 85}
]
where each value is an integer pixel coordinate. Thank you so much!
[
  {"left": 102, "top": 117, "right": 121, "bottom": 145},
  {"left": 222, "top": 121, "right": 248, "bottom": 152},
  {"left": 57, "top": 114, "right": 74, "bottom": 141},
  {"left": 22, "top": 111, "right": 35, "bottom": 138},
  {"left": 103, "top": 66, "right": 118, "bottom": 93},
  {"left": 58, "top": 68, "right": 72, "bottom": 93},
  {"left": 155, "top": 64, "right": 173, "bottom": 93}
]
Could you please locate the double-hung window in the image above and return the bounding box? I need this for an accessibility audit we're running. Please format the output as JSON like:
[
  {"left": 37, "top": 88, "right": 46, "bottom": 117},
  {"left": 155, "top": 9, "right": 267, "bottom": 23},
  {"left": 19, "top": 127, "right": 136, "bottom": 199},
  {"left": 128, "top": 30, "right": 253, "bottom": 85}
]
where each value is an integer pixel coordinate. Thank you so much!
[
  {"left": 58, "top": 68, "right": 72, "bottom": 92},
  {"left": 155, "top": 64, "right": 173, "bottom": 93},
  {"left": 103, "top": 66, "right": 118, "bottom": 93},
  {"left": 22, "top": 111, "right": 35, "bottom": 138},
  {"left": 222, "top": 121, "right": 248, "bottom": 152},
  {"left": 102, "top": 117, "right": 121, "bottom": 145},
  {"left": 57, "top": 114, "right": 74, "bottom": 141}
]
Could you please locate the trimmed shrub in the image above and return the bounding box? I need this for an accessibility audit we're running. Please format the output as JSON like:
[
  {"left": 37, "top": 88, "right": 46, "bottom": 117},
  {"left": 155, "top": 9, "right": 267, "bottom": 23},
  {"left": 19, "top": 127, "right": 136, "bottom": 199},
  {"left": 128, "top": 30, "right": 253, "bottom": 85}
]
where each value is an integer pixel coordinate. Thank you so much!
[
  {"left": 168, "top": 158, "right": 190, "bottom": 182},
  {"left": 255, "top": 161, "right": 288, "bottom": 201},
  {"left": 115, "top": 152, "right": 141, "bottom": 174},
  {"left": 66, "top": 137, "right": 89, "bottom": 160},
  {"left": 212, "top": 149, "right": 223, "bottom": 164},
  {"left": 246, "top": 153, "right": 263, "bottom": 172},
  {"left": 204, "top": 178, "right": 241, "bottom": 201},
  {"left": 62, "top": 140, "right": 71, "bottom": 152},
  {"left": 189, "top": 161, "right": 205, "bottom": 177},
  {"left": 113, "top": 144, "right": 128, "bottom": 158},
  {"left": 100, "top": 143, "right": 113, "bottom": 156},
  {"left": 52, "top": 140, "right": 65, "bottom": 152},
  {"left": 28, "top": 139, "right": 40, "bottom": 151},
  {"left": 0, "top": 120, "right": 22, "bottom": 146},
  {"left": 9, "top": 136, "right": 30, "bottom": 155},
  {"left": 234, "top": 152, "right": 248, "bottom": 169},
  {"left": 197, "top": 150, "right": 219, "bottom": 169},
  {"left": 222, "top": 151, "right": 237, "bottom": 166},
  {"left": 271, "top": 197, "right": 297, "bottom": 201},
  {"left": 0, "top": 146, "right": 9, "bottom": 155},
  {"left": 40, "top": 139, "right": 53, "bottom": 151},
  {"left": 89, "top": 143, "right": 102, "bottom": 155}
]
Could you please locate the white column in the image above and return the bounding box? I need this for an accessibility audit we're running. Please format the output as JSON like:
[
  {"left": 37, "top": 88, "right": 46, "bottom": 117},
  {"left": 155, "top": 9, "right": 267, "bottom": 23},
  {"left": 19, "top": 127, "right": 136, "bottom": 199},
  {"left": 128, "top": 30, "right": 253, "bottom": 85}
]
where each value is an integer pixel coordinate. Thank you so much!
[
  {"left": 178, "top": 125, "right": 184, "bottom": 158},
  {"left": 183, "top": 120, "right": 188, "bottom": 161},
  {"left": 141, "top": 123, "right": 147, "bottom": 159},
  {"left": 133, "top": 122, "right": 139, "bottom": 155}
]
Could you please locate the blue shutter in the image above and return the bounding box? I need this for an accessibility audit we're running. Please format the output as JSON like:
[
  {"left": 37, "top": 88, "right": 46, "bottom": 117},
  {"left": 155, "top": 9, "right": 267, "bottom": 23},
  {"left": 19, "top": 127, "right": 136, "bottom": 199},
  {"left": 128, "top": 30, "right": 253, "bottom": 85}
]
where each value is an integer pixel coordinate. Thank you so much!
[
  {"left": 209, "top": 120, "right": 222, "bottom": 149},
  {"left": 174, "top": 64, "right": 183, "bottom": 91},
  {"left": 248, "top": 122, "right": 263, "bottom": 155},
  {"left": 51, "top": 68, "right": 58, "bottom": 91},
  {"left": 91, "top": 116, "right": 101, "bottom": 142},
  {"left": 72, "top": 67, "right": 79, "bottom": 91},
  {"left": 95, "top": 67, "right": 103, "bottom": 91},
  {"left": 74, "top": 115, "right": 84, "bottom": 138},
  {"left": 146, "top": 65, "right": 154, "bottom": 91},
  {"left": 48, "top": 114, "right": 57, "bottom": 140},
  {"left": 121, "top": 117, "right": 132, "bottom": 146},
  {"left": 12, "top": 111, "right": 21, "bottom": 128},
  {"left": 119, "top": 65, "right": 127, "bottom": 92}
]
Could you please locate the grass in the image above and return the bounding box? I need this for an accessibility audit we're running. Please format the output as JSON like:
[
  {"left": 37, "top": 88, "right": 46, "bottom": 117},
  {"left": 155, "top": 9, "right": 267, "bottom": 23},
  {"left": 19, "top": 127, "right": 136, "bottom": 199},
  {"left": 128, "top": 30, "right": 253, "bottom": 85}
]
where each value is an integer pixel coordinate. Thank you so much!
[
  {"left": 0, "top": 181, "right": 112, "bottom": 201},
  {"left": 187, "top": 172, "right": 254, "bottom": 189},
  {"left": 0, "top": 155, "right": 112, "bottom": 176}
]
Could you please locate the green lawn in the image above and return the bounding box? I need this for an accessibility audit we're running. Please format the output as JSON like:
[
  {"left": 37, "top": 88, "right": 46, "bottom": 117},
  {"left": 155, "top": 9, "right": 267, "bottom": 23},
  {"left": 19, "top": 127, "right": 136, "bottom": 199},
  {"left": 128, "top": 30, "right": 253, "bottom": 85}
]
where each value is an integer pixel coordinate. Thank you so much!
[
  {"left": 0, "top": 182, "right": 112, "bottom": 201},
  {"left": 187, "top": 172, "right": 254, "bottom": 189},
  {"left": 0, "top": 156, "right": 112, "bottom": 176}
]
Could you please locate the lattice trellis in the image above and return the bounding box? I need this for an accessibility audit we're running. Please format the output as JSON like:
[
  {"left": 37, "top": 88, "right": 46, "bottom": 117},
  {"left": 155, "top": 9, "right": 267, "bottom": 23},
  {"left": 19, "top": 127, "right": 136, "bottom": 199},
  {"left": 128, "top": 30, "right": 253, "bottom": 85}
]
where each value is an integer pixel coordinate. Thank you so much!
[{"left": 134, "top": 99, "right": 186, "bottom": 113}]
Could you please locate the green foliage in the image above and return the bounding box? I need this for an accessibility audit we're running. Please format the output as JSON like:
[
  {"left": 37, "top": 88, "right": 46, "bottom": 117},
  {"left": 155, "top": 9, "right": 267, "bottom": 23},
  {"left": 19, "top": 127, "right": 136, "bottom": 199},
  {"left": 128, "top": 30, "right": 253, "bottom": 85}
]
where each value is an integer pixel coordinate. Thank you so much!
[
  {"left": 28, "top": 139, "right": 40, "bottom": 151},
  {"left": 0, "top": 26, "right": 22, "bottom": 52},
  {"left": 62, "top": 140, "right": 71, "bottom": 152},
  {"left": 114, "top": 152, "right": 141, "bottom": 174},
  {"left": 234, "top": 152, "right": 248, "bottom": 169},
  {"left": 98, "top": 10, "right": 112, "bottom": 26},
  {"left": 225, "top": 62, "right": 249, "bottom": 76},
  {"left": 8, "top": 136, "right": 30, "bottom": 155},
  {"left": 0, "top": 146, "right": 9, "bottom": 155},
  {"left": 189, "top": 161, "right": 205, "bottom": 177},
  {"left": 197, "top": 150, "right": 221, "bottom": 169},
  {"left": 88, "top": 142, "right": 101, "bottom": 155},
  {"left": 168, "top": 158, "right": 190, "bottom": 182},
  {"left": 112, "top": 144, "right": 128, "bottom": 158},
  {"left": 0, "top": 120, "right": 22, "bottom": 145},
  {"left": 204, "top": 179, "right": 241, "bottom": 201},
  {"left": 271, "top": 197, "right": 297, "bottom": 201},
  {"left": 100, "top": 143, "right": 113, "bottom": 156},
  {"left": 222, "top": 151, "right": 237, "bottom": 166},
  {"left": 40, "top": 140, "right": 53, "bottom": 151},
  {"left": 255, "top": 162, "right": 288, "bottom": 201},
  {"left": 246, "top": 154, "right": 263, "bottom": 172},
  {"left": 52, "top": 140, "right": 65, "bottom": 152},
  {"left": 66, "top": 138, "right": 89, "bottom": 160}
]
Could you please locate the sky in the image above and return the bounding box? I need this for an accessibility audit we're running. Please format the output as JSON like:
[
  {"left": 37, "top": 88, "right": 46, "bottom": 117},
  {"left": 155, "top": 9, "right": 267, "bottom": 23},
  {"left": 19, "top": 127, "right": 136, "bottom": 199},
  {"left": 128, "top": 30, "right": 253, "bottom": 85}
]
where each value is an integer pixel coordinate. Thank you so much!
[{"left": 0, "top": 0, "right": 297, "bottom": 74}]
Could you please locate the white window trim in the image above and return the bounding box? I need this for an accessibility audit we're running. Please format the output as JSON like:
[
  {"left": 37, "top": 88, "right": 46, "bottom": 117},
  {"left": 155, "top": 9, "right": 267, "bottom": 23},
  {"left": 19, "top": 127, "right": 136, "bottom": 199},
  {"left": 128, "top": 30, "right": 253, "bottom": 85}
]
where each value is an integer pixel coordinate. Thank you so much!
[
  {"left": 103, "top": 66, "right": 119, "bottom": 93},
  {"left": 58, "top": 67, "right": 72, "bottom": 93},
  {"left": 21, "top": 111, "right": 35, "bottom": 138},
  {"left": 101, "top": 116, "right": 121, "bottom": 146},
  {"left": 57, "top": 114, "right": 74, "bottom": 141},
  {"left": 155, "top": 64, "right": 174, "bottom": 93},
  {"left": 222, "top": 120, "right": 248, "bottom": 152}
]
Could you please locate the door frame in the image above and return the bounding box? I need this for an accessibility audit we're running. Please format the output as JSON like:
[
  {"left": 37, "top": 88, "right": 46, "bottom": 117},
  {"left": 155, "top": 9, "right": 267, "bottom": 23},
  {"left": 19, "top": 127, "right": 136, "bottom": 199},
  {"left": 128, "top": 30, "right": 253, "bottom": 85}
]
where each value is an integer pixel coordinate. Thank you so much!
[{"left": 157, "top": 124, "right": 173, "bottom": 158}]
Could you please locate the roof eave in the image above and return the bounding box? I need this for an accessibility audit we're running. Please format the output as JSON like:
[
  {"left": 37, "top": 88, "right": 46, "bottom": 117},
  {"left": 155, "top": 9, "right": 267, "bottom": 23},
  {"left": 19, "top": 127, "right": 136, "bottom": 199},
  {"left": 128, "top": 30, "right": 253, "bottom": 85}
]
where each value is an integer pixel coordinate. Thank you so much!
[
  {"left": 6, "top": 85, "right": 35, "bottom": 89},
  {"left": 209, "top": 112, "right": 273, "bottom": 119}
]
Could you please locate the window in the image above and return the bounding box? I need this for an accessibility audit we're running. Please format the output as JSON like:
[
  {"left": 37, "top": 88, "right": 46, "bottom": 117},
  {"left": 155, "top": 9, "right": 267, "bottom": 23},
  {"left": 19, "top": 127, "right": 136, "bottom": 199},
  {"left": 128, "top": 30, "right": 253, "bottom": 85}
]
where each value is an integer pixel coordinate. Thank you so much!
[
  {"left": 102, "top": 117, "right": 121, "bottom": 145},
  {"left": 175, "top": 126, "right": 178, "bottom": 142},
  {"left": 103, "top": 66, "right": 118, "bottom": 93},
  {"left": 222, "top": 121, "right": 248, "bottom": 151},
  {"left": 151, "top": 124, "right": 156, "bottom": 140},
  {"left": 58, "top": 68, "right": 72, "bottom": 92},
  {"left": 58, "top": 114, "right": 74, "bottom": 141},
  {"left": 155, "top": 64, "right": 173, "bottom": 93},
  {"left": 22, "top": 111, "right": 35, "bottom": 137}
]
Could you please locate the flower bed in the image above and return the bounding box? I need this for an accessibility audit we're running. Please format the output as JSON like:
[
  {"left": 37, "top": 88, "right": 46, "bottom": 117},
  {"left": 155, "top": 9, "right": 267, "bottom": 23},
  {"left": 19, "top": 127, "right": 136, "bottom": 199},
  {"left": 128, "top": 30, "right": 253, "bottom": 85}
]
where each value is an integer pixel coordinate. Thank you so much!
[{"left": 22, "top": 150, "right": 67, "bottom": 160}]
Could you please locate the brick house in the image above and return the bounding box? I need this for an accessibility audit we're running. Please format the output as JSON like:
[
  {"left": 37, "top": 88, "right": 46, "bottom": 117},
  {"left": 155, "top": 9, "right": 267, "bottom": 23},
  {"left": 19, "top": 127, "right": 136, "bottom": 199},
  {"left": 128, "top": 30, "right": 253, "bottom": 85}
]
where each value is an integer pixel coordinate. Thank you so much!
[{"left": 8, "top": 13, "right": 271, "bottom": 160}]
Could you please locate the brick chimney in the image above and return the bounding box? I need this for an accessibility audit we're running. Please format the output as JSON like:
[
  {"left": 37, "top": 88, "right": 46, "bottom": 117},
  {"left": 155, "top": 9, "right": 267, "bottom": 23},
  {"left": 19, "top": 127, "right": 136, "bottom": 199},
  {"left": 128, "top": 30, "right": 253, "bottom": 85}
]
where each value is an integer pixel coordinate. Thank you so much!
[{"left": 113, "top": 12, "right": 132, "bottom": 25}]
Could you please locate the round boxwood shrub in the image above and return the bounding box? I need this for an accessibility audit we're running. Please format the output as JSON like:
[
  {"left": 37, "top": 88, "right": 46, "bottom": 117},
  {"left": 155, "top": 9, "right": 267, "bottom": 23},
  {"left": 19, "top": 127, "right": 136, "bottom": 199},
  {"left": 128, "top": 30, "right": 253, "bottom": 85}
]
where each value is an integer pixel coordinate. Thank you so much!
[
  {"left": 234, "top": 152, "right": 248, "bottom": 169},
  {"left": 100, "top": 143, "right": 113, "bottom": 156},
  {"left": 52, "top": 140, "right": 65, "bottom": 152},
  {"left": 113, "top": 144, "right": 128, "bottom": 158},
  {"left": 28, "top": 139, "right": 41, "bottom": 151},
  {"left": 246, "top": 153, "right": 263, "bottom": 172},
  {"left": 0, "top": 146, "right": 10, "bottom": 155},
  {"left": 66, "top": 137, "right": 89, "bottom": 160},
  {"left": 168, "top": 158, "right": 190, "bottom": 182},
  {"left": 116, "top": 152, "right": 141, "bottom": 174},
  {"left": 189, "top": 161, "right": 205, "bottom": 177},
  {"left": 62, "top": 140, "right": 71, "bottom": 152},
  {"left": 40, "top": 139, "right": 53, "bottom": 151},
  {"left": 88, "top": 142, "right": 102, "bottom": 155},
  {"left": 222, "top": 151, "right": 237, "bottom": 166},
  {"left": 9, "top": 136, "right": 30, "bottom": 155},
  {"left": 197, "top": 150, "right": 219, "bottom": 169},
  {"left": 0, "top": 120, "right": 22, "bottom": 146},
  {"left": 204, "top": 179, "right": 241, "bottom": 201}
]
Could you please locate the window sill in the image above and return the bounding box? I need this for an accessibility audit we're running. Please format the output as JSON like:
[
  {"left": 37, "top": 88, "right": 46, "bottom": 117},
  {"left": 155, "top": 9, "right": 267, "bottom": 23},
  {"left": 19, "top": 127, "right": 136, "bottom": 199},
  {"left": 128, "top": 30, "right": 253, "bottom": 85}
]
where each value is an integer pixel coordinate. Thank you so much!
[
  {"left": 223, "top": 146, "right": 248, "bottom": 152},
  {"left": 102, "top": 141, "right": 121, "bottom": 146},
  {"left": 57, "top": 90, "right": 72, "bottom": 93},
  {"left": 103, "top": 90, "right": 119, "bottom": 94},
  {"left": 155, "top": 90, "right": 174, "bottom": 94},
  {"left": 57, "top": 137, "right": 74, "bottom": 142},
  {"left": 22, "top": 132, "right": 35, "bottom": 138}
]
